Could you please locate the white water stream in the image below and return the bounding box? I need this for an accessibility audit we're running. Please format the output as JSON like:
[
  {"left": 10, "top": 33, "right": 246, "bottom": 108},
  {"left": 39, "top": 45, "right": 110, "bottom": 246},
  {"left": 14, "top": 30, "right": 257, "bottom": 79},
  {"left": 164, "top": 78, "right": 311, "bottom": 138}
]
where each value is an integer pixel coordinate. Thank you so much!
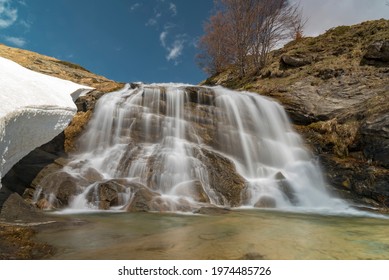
[{"left": 42, "top": 83, "right": 347, "bottom": 212}]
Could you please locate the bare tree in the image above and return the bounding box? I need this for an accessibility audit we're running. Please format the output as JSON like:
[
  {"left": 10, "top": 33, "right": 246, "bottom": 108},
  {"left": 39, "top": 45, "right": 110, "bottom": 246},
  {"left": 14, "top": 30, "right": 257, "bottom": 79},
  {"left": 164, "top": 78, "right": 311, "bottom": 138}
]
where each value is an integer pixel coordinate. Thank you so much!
[
  {"left": 251, "top": 0, "right": 307, "bottom": 70},
  {"left": 216, "top": 0, "right": 257, "bottom": 77},
  {"left": 290, "top": 4, "right": 308, "bottom": 40},
  {"left": 197, "top": 0, "right": 306, "bottom": 77},
  {"left": 197, "top": 11, "right": 232, "bottom": 75}
]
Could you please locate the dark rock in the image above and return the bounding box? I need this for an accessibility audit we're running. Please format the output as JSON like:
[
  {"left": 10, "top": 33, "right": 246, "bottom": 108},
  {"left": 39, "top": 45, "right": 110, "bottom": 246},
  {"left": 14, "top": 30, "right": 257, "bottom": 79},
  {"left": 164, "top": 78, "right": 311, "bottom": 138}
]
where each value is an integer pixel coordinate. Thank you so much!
[
  {"left": 185, "top": 86, "right": 215, "bottom": 106},
  {"left": 1, "top": 133, "right": 66, "bottom": 207},
  {"left": 0, "top": 193, "right": 48, "bottom": 223},
  {"left": 320, "top": 154, "right": 389, "bottom": 206},
  {"left": 362, "top": 40, "right": 389, "bottom": 66},
  {"left": 361, "top": 114, "right": 389, "bottom": 168},
  {"left": 75, "top": 91, "right": 106, "bottom": 112},
  {"left": 280, "top": 54, "right": 312, "bottom": 68}
]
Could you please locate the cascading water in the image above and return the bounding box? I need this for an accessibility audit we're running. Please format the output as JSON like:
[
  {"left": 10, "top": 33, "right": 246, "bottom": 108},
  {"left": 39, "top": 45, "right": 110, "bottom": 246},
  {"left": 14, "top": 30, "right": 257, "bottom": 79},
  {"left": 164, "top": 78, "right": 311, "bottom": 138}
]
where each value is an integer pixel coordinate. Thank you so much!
[{"left": 33, "top": 83, "right": 346, "bottom": 212}]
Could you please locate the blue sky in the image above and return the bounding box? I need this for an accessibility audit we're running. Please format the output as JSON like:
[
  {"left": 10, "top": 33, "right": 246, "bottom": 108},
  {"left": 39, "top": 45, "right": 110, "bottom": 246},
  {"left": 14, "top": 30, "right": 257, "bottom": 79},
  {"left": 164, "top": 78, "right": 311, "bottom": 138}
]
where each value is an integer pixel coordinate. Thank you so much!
[{"left": 0, "top": 0, "right": 388, "bottom": 84}]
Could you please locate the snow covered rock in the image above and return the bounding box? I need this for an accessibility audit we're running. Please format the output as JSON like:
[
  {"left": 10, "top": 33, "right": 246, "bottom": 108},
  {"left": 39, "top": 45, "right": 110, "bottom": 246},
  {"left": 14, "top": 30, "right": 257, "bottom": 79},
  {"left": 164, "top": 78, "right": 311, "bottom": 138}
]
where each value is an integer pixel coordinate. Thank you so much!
[{"left": 0, "top": 57, "right": 93, "bottom": 187}]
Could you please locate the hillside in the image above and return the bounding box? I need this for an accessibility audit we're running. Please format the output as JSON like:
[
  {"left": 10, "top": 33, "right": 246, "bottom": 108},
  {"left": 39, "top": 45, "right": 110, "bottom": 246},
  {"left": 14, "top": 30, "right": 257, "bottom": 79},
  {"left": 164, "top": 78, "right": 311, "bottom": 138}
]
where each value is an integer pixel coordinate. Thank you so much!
[{"left": 204, "top": 19, "right": 389, "bottom": 208}]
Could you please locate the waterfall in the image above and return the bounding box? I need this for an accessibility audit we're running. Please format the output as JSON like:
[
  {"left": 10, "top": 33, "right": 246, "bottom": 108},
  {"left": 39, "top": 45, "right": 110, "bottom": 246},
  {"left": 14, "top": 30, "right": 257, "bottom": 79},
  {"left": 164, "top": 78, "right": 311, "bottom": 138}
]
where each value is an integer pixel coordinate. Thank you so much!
[{"left": 34, "top": 83, "right": 346, "bottom": 212}]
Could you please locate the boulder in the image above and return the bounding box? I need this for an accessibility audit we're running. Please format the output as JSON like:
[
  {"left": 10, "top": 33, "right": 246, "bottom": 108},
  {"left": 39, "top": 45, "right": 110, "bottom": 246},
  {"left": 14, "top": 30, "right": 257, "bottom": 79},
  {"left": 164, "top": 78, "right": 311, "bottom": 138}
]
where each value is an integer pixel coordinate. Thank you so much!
[
  {"left": 362, "top": 40, "right": 389, "bottom": 65},
  {"left": 0, "top": 193, "right": 48, "bottom": 223},
  {"left": 194, "top": 148, "right": 247, "bottom": 207},
  {"left": 86, "top": 179, "right": 128, "bottom": 210},
  {"left": 30, "top": 170, "right": 89, "bottom": 209},
  {"left": 124, "top": 186, "right": 164, "bottom": 212},
  {"left": 280, "top": 54, "right": 312, "bottom": 68}
]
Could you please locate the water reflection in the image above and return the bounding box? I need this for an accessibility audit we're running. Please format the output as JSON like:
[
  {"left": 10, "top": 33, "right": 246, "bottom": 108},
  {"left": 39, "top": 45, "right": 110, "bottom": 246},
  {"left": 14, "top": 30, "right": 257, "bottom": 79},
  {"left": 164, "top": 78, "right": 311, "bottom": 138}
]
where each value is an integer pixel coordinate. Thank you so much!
[{"left": 36, "top": 209, "right": 389, "bottom": 260}]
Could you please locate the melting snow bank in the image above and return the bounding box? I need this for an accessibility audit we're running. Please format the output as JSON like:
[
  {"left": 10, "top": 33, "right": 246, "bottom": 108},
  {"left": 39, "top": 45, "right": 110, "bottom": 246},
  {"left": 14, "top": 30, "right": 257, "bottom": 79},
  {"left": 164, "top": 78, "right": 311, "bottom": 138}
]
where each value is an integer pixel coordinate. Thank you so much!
[{"left": 0, "top": 57, "right": 93, "bottom": 187}]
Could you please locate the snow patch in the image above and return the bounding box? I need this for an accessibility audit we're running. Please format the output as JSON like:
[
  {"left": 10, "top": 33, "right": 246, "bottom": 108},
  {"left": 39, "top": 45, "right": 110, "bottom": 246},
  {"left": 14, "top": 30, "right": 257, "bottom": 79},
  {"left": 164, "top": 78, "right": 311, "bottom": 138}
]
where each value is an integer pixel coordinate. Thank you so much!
[{"left": 0, "top": 57, "right": 94, "bottom": 188}]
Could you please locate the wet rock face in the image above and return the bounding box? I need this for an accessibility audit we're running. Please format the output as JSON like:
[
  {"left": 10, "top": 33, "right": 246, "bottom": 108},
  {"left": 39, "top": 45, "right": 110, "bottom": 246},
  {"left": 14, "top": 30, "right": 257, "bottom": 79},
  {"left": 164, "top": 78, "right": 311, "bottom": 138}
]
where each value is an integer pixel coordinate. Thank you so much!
[{"left": 193, "top": 148, "right": 246, "bottom": 207}]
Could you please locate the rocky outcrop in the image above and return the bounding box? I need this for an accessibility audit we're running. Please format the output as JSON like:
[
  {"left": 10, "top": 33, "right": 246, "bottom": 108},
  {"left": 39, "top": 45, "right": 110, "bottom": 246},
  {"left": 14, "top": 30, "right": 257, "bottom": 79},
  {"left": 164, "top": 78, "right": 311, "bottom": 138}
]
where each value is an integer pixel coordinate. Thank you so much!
[
  {"left": 360, "top": 114, "right": 389, "bottom": 168},
  {"left": 280, "top": 54, "right": 312, "bottom": 68},
  {"left": 362, "top": 40, "right": 389, "bottom": 66},
  {"left": 204, "top": 19, "right": 389, "bottom": 208}
]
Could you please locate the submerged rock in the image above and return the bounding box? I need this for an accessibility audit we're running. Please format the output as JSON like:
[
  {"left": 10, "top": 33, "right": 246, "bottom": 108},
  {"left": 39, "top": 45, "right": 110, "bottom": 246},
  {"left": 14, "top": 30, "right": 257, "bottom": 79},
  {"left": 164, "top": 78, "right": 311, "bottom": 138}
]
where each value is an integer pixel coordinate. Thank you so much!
[
  {"left": 254, "top": 196, "right": 277, "bottom": 208},
  {"left": 193, "top": 206, "right": 231, "bottom": 215}
]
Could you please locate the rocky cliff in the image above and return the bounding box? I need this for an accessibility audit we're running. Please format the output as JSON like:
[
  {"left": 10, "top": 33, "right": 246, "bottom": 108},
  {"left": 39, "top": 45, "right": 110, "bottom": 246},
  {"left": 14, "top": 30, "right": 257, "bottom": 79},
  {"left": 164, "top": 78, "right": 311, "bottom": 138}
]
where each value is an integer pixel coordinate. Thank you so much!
[{"left": 203, "top": 19, "right": 389, "bottom": 209}]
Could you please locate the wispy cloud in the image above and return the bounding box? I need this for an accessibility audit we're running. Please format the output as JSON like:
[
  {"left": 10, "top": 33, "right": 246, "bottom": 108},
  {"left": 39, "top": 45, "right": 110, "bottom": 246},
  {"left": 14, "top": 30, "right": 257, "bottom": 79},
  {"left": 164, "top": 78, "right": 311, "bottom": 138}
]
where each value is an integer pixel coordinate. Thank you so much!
[
  {"left": 166, "top": 39, "right": 185, "bottom": 62},
  {"left": 18, "top": 19, "right": 31, "bottom": 29},
  {"left": 159, "top": 30, "right": 168, "bottom": 47},
  {"left": 0, "top": 0, "right": 18, "bottom": 28},
  {"left": 169, "top": 2, "right": 177, "bottom": 16},
  {"left": 146, "top": 12, "right": 161, "bottom": 26},
  {"left": 130, "top": 3, "right": 140, "bottom": 11},
  {"left": 4, "top": 35, "right": 26, "bottom": 47},
  {"left": 159, "top": 26, "right": 187, "bottom": 64},
  {"left": 148, "top": 0, "right": 186, "bottom": 65}
]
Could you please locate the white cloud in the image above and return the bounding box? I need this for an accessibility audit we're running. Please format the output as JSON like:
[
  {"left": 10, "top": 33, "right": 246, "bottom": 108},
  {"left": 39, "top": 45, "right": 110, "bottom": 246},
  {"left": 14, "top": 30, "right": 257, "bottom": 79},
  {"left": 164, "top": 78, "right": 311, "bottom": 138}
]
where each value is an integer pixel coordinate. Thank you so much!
[
  {"left": 0, "top": 0, "right": 17, "bottom": 28},
  {"left": 169, "top": 2, "right": 177, "bottom": 16},
  {"left": 167, "top": 39, "right": 184, "bottom": 62},
  {"left": 159, "top": 30, "right": 168, "bottom": 47},
  {"left": 5, "top": 36, "right": 26, "bottom": 47},
  {"left": 159, "top": 25, "right": 187, "bottom": 64}
]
